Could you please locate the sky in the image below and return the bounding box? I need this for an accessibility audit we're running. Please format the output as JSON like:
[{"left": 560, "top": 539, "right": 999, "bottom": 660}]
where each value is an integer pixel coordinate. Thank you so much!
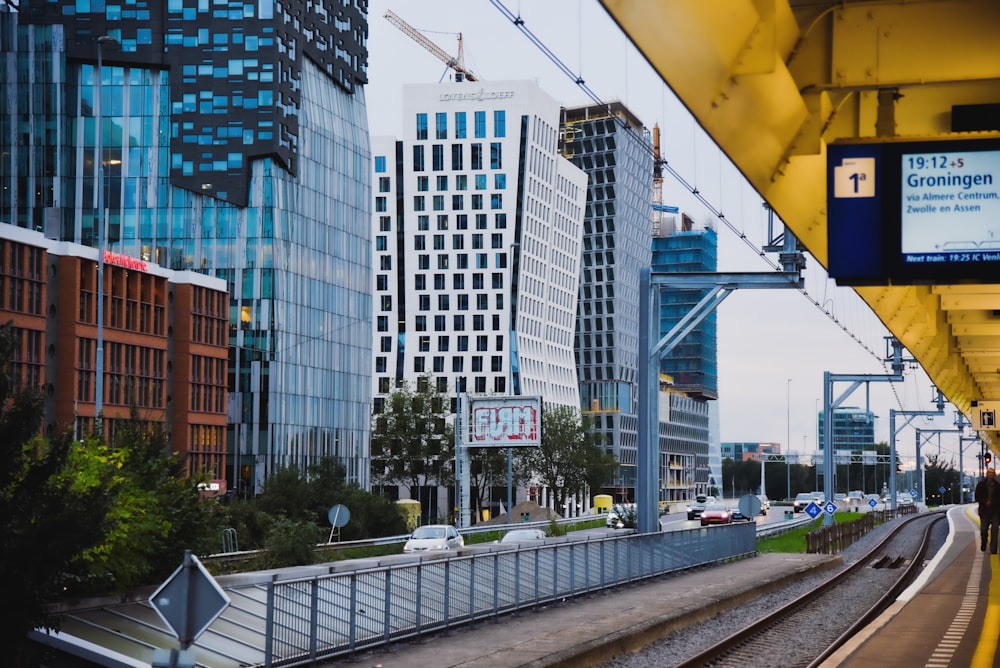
[{"left": 363, "top": 1, "right": 972, "bottom": 468}]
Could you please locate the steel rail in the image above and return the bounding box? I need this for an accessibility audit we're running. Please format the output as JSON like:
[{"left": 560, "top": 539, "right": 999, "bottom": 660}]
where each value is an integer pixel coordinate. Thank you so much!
[{"left": 675, "top": 511, "right": 945, "bottom": 668}]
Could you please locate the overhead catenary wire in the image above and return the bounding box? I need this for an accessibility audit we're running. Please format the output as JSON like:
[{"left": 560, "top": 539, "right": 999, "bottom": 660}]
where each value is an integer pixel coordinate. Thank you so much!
[{"left": 488, "top": 0, "right": 921, "bottom": 408}]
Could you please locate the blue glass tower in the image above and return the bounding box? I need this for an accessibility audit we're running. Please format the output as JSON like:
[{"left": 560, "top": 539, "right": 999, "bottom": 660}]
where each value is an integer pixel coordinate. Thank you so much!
[{"left": 0, "top": 2, "right": 373, "bottom": 492}]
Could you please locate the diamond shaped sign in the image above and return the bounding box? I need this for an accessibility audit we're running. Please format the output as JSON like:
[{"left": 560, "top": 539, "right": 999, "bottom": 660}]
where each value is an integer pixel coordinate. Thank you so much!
[
  {"left": 868, "top": 497, "right": 878, "bottom": 508},
  {"left": 805, "top": 502, "right": 822, "bottom": 518},
  {"left": 824, "top": 501, "right": 838, "bottom": 515},
  {"left": 150, "top": 551, "right": 230, "bottom": 649}
]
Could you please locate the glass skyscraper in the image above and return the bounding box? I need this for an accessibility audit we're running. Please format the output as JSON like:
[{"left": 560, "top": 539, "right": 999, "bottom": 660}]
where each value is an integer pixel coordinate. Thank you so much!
[{"left": 0, "top": 2, "right": 373, "bottom": 492}]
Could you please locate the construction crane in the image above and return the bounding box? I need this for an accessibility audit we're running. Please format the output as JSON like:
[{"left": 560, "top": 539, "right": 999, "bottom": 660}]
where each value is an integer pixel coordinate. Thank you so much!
[
  {"left": 385, "top": 9, "right": 478, "bottom": 82},
  {"left": 651, "top": 124, "right": 680, "bottom": 236}
]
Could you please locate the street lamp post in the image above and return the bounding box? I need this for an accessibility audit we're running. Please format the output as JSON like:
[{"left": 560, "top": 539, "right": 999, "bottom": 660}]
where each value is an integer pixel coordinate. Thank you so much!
[{"left": 94, "top": 35, "right": 115, "bottom": 434}]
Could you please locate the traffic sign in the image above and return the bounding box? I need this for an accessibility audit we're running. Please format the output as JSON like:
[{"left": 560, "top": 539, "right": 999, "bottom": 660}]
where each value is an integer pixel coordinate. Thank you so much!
[
  {"left": 868, "top": 497, "right": 878, "bottom": 508},
  {"left": 805, "top": 502, "right": 822, "bottom": 519},
  {"left": 939, "top": 486, "right": 946, "bottom": 495},
  {"left": 150, "top": 551, "right": 230, "bottom": 650},
  {"left": 823, "top": 501, "right": 838, "bottom": 516},
  {"left": 910, "top": 489, "right": 918, "bottom": 497}
]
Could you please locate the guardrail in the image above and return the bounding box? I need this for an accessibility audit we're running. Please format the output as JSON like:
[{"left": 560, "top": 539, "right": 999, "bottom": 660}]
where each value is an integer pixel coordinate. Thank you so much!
[{"left": 233, "top": 522, "right": 757, "bottom": 667}]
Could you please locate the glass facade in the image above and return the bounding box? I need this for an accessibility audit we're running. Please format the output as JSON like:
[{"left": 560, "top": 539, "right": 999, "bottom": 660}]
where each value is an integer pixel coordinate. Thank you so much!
[
  {"left": 561, "top": 102, "right": 651, "bottom": 497},
  {"left": 0, "top": 3, "right": 373, "bottom": 492}
]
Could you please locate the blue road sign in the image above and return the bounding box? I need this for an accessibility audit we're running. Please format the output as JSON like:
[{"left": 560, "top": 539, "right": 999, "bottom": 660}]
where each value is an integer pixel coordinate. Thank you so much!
[
  {"left": 868, "top": 497, "right": 878, "bottom": 508},
  {"left": 910, "top": 489, "right": 918, "bottom": 497},
  {"left": 805, "top": 502, "right": 822, "bottom": 519},
  {"left": 824, "top": 501, "right": 838, "bottom": 515},
  {"left": 939, "top": 486, "right": 946, "bottom": 494}
]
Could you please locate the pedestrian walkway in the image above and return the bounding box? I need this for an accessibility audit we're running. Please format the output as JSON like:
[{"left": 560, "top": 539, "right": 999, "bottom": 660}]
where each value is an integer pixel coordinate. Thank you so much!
[{"left": 340, "top": 552, "right": 840, "bottom": 668}]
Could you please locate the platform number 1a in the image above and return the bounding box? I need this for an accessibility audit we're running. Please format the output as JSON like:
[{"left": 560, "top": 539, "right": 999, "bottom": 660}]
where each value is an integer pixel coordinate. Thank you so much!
[{"left": 833, "top": 157, "right": 876, "bottom": 198}]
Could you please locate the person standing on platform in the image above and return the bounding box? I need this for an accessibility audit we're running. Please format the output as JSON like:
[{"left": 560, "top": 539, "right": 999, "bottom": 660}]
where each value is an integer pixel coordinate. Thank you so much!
[{"left": 975, "top": 467, "right": 1000, "bottom": 553}]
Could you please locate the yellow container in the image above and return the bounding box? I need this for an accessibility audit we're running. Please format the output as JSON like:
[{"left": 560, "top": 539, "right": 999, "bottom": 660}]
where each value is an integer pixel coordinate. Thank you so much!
[
  {"left": 396, "top": 499, "right": 421, "bottom": 530},
  {"left": 593, "top": 494, "right": 613, "bottom": 514}
]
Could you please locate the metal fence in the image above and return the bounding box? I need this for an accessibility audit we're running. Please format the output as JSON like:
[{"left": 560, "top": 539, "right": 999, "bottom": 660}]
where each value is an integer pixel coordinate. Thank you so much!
[{"left": 237, "top": 523, "right": 755, "bottom": 667}]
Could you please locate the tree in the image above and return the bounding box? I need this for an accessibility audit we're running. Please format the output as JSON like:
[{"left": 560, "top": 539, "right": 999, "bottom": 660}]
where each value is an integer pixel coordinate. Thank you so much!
[
  {"left": 0, "top": 325, "right": 117, "bottom": 658},
  {"left": 71, "top": 408, "right": 221, "bottom": 595},
  {"left": 924, "top": 454, "right": 961, "bottom": 505},
  {"left": 516, "top": 405, "right": 612, "bottom": 514},
  {"left": 371, "top": 376, "right": 454, "bottom": 506}
]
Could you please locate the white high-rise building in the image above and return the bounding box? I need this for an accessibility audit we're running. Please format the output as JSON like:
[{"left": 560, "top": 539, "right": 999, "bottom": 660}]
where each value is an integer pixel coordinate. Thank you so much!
[{"left": 372, "top": 81, "right": 587, "bottom": 410}]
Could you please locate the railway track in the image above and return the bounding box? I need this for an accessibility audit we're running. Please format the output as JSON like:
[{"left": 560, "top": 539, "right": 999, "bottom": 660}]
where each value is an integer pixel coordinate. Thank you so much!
[{"left": 674, "top": 511, "right": 947, "bottom": 668}]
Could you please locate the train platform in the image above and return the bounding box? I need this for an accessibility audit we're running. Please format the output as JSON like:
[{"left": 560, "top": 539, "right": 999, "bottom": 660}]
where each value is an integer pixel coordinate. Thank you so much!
[
  {"left": 822, "top": 504, "right": 993, "bottom": 668},
  {"left": 337, "top": 551, "right": 842, "bottom": 668}
]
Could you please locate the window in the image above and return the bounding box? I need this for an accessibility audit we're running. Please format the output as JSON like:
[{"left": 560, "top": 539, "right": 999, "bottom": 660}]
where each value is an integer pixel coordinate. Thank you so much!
[
  {"left": 417, "top": 175, "right": 428, "bottom": 191},
  {"left": 494, "top": 173, "right": 506, "bottom": 190},
  {"left": 491, "top": 194, "right": 503, "bottom": 209},
  {"left": 416, "top": 113, "right": 428, "bottom": 140},
  {"left": 476, "top": 335, "right": 488, "bottom": 351},
  {"left": 381, "top": 295, "right": 392, "bottom": 310},
  {"left": 454, "top": 315, "right": 465, "bottom": 331},
  {"left": 473, "top": 273, "right": 484, "bottom": 289},
  {"left": 437, "top": 336, "right": 449, "bottom": 351},
  {"left": 433, "top": 356, "right": 445, "bottom": 373},
  {"left": 474, "top": 111, "right": 486, "bottom": 138},
  {"left": 376, "top": 235, "right": 387, "bottom": 251},
  {"left": 432, "top": 144, "right": 444, "bottom": 171},
  {"left": 496, "top": 294, "right": 504, "bottom": 309},
  {"left": 495, "top": 213, "right": 507, "bottom": 228},
  {"left": 419, "top": 294, "right": 430, "bottom": 310},
  {"left": 472, "top": 356, "right": 483, "bottom": 372},
  {"left": 417, "top": 215, "right": 429, "bottom": 230},
  {"left": 412, "top": 145, "right": 424, "bottom": 171},
  {"left": 379, "top": 176, "right": 391, "bottom": 192},
  {"left": 433, "top": 235, "right": 445, "bottom": 250},
  {"left": 453, "top": 274, "right": 465, "bottom": 289},
  {"left": 380, "top": 256, "right": 392, "bottom": 270},
  {"left": 492, "top": 356, "right": 503, "bottom": 372},
  {"left": 418, "top": 255, "right": 429, "bottom": 270},
  {"left": 456, "top": 174, "right": 468, "bottom": 190},
  {"left": 380, "top": 336, "right": 392, "bottom": 352},
  {"left": 438, "top": 255, "right": 450, "bottom": 269},
  {"left": 496, "top": 253, "right": 508, "bottom": 268},
  {"left": 435, "top": 112, "right": 447, "bottom": 139},
  {"left": 476, "top": 214, "right": 487, "bottom": 229},
  {"left": 434, "top": 273, "right": 446, "bottom": 289},
  {"left": 376, "top": 274, "right": 388, "bottom": 290},
  {"left": 433, "top": 195, "right": 445, "bottom": 211},
  {"left": 471, "top": 144, "right": 483, "bottom": 170},
  {"left": 415, "top": 274, "right": 426, "bottom": 290},
  {"left": 377, "top": 315, "right": 388, "bottom": 331},
  {"left": 437, "top": 215, "right": 449, "bottom": 230},
  {"left": 472, "top": 195, "right": 483, "bottom": 210},
  {"left": 477, "top": 253, "right": 488, "bottom": 268},
  {"left": 476, "top": 294, "right": 488, "bottom": 310},
  {"left": 458, "top": 294, "right": 469, "bottom": 310},
  {"left": 413, "top": 196, "right": 425, "bottom": 211},
  {"left": 455, "top": 111, "right": 467, "bottom": 138},
  {"left": 475, "top": 174, "right": 487, "bottom": 190},
  {"left": 375, "top": 357, "right": 387, "bottom": 373},
  {"left": 456, "top": 254, "right": 468, "bottom": 269},
  {"left": 456, "top": 214, "right": 468, "bottom": 229},
  {"left": 436, "top": 175, "right": 448, "bottom": 191},
  {"left": 419, "top": 335, "right": 430, "bottom": 352},
  {"left": 379, "top": 216, "right": 391, "bottom": 231},
  {"left": 435, "top": 315, "right": 446, "bottom": 330},
  {"left": 457, "top": 335, "right": 469, "bottom": 351},
  {"left": 473, "top": 314, "right": 484, "bottom": 330},
  {"left": 494, "top": 110, "right": 506, "bottom": 137},
  {"left": 453, "top": 357, "right": 464, "bottom": 372},
  {"left": 491, "top": 233, "right": 503, "bottom": 248},
  {"left": 475, "top": 377, "right": 487, "bottom": 393},
  {"left": 472, "top": 234, "right": 484, "bottom": 249},
  {"left": 438, "top": 294, "right": 450, "bottom": 310},
  {"left": 491, "top": 142, "right": 502, "bottom": 169},
  {"left": 453, "top": 235, "right": 464, "bottom": 249},
  {"left": 375, "top": 197, "right": 386, "bottom": 212},
  {"left": 414, "top": 235, "right": 425, "bottom": 251},
  {"left": 492, "top": 314, "right": 501, "bottom": 330},
  {"left": 452, "top": 195, "right": 464, "bottom": 209},
  {"left": 375, "top": 155, "right": 386, "bottom": 172},
  {"left": 414, "top": 357, "right": 425, "bottom": 372},
  {"left": 451, "top": 144, "right": 463, "bottom": 170}
]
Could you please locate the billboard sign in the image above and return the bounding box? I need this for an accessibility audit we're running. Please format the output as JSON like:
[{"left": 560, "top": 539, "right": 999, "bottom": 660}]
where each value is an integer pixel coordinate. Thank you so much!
[
  {"left": 468, "top": 396, "right": 542, "bottom": 447},
  {"left": 828, "top": 136, "right": 1000, "bottom": 285}
]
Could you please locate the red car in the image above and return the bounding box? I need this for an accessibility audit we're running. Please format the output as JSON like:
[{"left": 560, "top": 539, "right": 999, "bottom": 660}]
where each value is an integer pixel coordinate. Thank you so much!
[{"left": 699, "top": 503, "right": 733, "bottom": 526}]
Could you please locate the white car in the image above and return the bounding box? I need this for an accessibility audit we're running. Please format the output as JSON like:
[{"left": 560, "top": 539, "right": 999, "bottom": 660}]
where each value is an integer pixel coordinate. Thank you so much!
[{"left": 402, "top": 524, "right": 464, "bottom": 552}]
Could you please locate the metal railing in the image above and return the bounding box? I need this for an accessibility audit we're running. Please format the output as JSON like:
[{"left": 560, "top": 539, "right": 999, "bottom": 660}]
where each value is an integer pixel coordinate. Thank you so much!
[{"left": 214, "top": 523, "right": 755, "bottom": 667}]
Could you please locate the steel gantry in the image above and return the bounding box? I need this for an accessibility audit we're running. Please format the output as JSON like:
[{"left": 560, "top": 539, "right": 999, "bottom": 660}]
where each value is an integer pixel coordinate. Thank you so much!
[{"left": 636, "top": 267, "right": 803, "bottom": 534}]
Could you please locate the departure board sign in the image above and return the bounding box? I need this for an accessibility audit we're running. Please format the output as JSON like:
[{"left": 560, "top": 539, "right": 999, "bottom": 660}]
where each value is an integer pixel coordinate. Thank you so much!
[{"left": 828, "top": 136, "right": 1000, "bottom": 285}]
